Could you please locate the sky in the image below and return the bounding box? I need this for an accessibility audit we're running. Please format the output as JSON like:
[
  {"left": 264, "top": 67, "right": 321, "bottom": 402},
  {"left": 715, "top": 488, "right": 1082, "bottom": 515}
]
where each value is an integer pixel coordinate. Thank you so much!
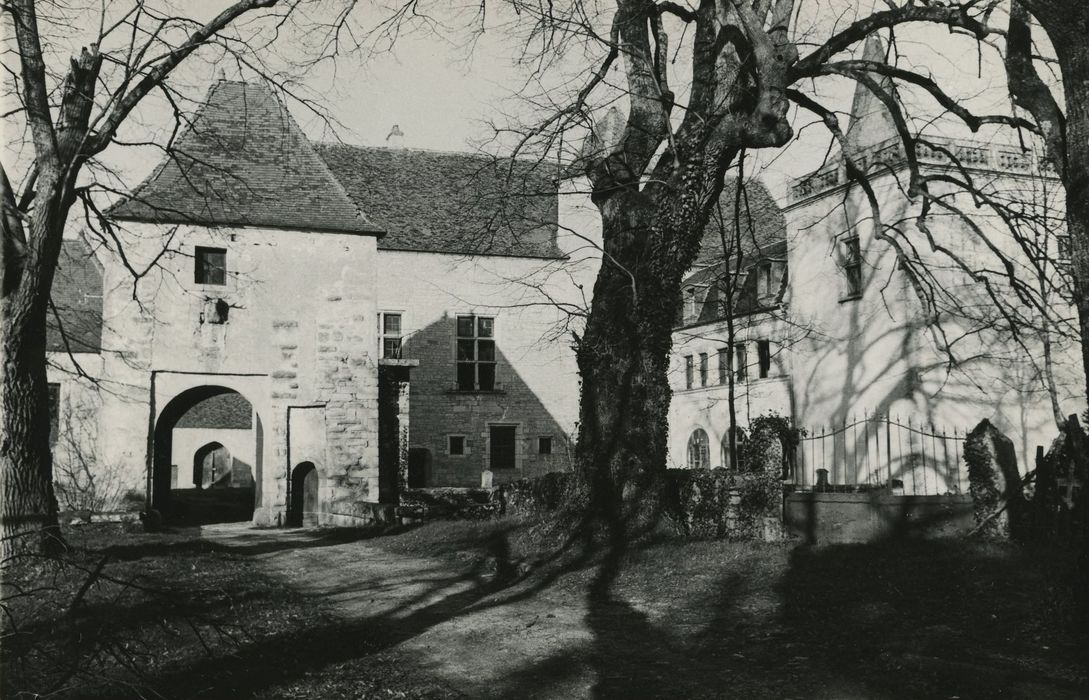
[{"left": 1, "top": 0, "right": 1052, "bottom": 205}]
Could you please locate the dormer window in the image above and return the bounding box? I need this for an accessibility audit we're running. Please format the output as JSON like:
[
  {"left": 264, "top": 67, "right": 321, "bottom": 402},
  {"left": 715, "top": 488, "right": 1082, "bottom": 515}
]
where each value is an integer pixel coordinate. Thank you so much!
[
  {"left": 684, "top": 287, "right": 697, "bottom": 321},
  {"left": 195, "top": 246, "right": 226, "bottom": 285},
  {"left": 756, "top": 262, "right": 773, "bottom": 298}
]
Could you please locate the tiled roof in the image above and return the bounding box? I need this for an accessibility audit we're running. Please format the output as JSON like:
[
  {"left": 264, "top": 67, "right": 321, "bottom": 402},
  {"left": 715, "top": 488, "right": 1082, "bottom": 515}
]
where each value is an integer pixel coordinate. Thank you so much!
[
  {"left": 175, "top": 392, "right": 253, "bottom": 429},
  {"left": 316, "top": 144, "right": 561, "bottom": 258},
  {"left": 47, "top": 239, "right": 102, "bottom": 353},
  {"left": 694, "top": 178, "right": 787, "bottom": 266},
  {"left": 678, "top": 178, "right": 788, "bottom": 328},
  {"left": 108, "top": 81, "right": 380, "bottom": 235}
]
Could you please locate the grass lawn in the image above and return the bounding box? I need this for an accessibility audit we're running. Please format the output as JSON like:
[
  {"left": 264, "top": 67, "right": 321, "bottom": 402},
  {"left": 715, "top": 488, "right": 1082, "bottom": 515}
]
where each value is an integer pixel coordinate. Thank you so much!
[{"left": 2, "top": 518, "right": 1086, "bottom": 699}]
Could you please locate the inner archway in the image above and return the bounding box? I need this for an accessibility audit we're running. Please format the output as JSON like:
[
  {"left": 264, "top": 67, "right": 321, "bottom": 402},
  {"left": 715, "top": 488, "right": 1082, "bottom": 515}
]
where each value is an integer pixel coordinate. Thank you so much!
[
  {"left": 288, "top": 462, "right": 319, "bottom": 527},
  {"left": 152, "top": 385, "right": 260, "bottom": 525}
]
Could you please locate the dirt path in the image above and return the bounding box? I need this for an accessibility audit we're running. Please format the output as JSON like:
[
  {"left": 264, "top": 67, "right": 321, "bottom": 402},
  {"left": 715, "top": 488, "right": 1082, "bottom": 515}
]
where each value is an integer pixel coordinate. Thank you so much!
[
  {"left": 201, "top": 524, "right": 596, "bottom": 698},
  {"left": 201, "top": 524, "right": 1089, "bottom": 700}
]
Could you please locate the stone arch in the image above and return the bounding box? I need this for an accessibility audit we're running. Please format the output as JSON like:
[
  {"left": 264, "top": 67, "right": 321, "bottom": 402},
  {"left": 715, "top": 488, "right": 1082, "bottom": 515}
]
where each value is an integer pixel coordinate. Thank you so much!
[
  {"left": 192, "top": 441, "right": 229, "bottom": 489},
  {"left": 687, "top": 428, "right": 710, "bottom": 470},
  {"left": 287, "top": 461, "right": 320, "bottom": 527},
  {"left": 151, "top": 383, "right": 262, "bottom": 524}
]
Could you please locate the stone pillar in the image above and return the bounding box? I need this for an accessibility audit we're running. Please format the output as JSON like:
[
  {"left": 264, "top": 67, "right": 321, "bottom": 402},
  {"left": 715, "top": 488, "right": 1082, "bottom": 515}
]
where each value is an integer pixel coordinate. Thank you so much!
[
  {"left": 966, "top": 419, "right": 1024, "bottom": 539},
  {"left": 378, "top": 359, "right": 418, "bottom": 504}
]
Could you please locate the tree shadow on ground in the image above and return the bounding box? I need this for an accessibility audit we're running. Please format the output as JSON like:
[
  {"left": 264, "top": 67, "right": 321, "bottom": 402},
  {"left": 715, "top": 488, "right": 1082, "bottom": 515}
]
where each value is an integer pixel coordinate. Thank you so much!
[
  {"left": 483, "top": 536, "right": 1088, "bottom": 700},
  {"left": 95, "top": 524, "right": 421, "bottom": 561}
]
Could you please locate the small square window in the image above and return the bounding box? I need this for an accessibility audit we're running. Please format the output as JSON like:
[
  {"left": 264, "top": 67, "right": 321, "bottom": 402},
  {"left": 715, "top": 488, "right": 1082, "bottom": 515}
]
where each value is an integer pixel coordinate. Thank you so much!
[
  {"left": 194, "top": 246, "right": 226, "bottom": 285},
  {"left": 449, "top": 435, "right": 466, "bottom": 456},
  {"left": 538, "top": 436, "right": 553, "bottom": 455}
]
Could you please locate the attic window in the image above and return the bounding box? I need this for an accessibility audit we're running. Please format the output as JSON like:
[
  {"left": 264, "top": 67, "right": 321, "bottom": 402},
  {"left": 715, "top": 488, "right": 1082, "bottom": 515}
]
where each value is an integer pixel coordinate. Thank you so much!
[
  {"left": 195, "top": 247, "right": 226, "bottom": 285},
  {"left": 756, "top": 263, "right": 773, "bottom": 298},
  {"left": 684, "top": 287, "right": 697, "bottom": 321}
]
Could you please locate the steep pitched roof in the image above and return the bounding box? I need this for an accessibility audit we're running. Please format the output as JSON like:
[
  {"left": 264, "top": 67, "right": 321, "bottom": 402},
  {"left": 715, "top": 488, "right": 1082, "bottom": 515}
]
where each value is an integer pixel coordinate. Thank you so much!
[
  {"left": 844, "top": 33, "right": 899, "bottom": 159},
  {"left": 47, "top": 238, "right": 103, "bottom": 353},
  {"left": 695, "top": 178, "right": 787, "bottom": 267},
  {"left": 109, "top": 81, "right": 380, "bottom": 235},
  {"left": 315, "top": 144, "right": 562, "bottom": 258}
]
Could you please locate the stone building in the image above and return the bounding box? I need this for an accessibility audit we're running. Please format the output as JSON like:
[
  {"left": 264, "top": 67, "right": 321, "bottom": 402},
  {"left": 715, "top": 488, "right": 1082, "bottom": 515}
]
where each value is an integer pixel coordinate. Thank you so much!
[
  {"left": 669, "top": 37, "right": 1085, "bottom": 488},
  {"left": 46, "top": 80, "right": 597, "bottom": 526}
]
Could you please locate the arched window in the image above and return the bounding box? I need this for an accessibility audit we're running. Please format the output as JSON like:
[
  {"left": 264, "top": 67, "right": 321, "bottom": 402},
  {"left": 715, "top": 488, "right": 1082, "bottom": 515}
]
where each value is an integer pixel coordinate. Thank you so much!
[
  {"left": 687, "top": 429, "right": 710, "bottom": 469},
  {"left": 720, "top": 427, "right": 748, "bottom": 471}
]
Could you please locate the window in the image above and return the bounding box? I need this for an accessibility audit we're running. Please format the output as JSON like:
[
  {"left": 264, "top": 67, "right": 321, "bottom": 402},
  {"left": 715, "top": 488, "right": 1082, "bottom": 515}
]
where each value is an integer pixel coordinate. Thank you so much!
[
  {"left": 734, "top": 343, "right": 748, "bottom": 382},
  {"left": 841, "top": 236, "right": 862, "bottom": 298},
  {"left": 48, "top": 383, "right": 60, "bottom": 447},
  {"left": 756, "top": 262, "right": 773, "bottom": 298},
  {"left": 194, "top": 246, "right": 226, "bottom": 285},
  {"left": 687, "top": 429, "right": 710, "bottom": 469},
  {"left": 717, "top": 348, "right": 730, "bottom": 385},
  {"left": 757, "top": 339, "right": 771, "bottom": 379},
  {"left": 456, "top": 315, "right": 496, "bottom": 390},
  {"left": 380, "top": 312, "right": 403, "bottom": 359},
  {"left": 721, "top": 427, "right": 748, "bottom": 470},
  {"left": 684, "top": 356, "right": 694, "bottom": 389},
  {"left": 448, "top": 435, "right": 466, "bottom": 456},
  {"left": 538, "top": 436, "right": 553, "bottom": 455},
  {"left": 1057, "top": 234, "right": 1073, "bottom": 274},
  {"left": 699, "top": 353, "right": 709, "bottom": 387}
]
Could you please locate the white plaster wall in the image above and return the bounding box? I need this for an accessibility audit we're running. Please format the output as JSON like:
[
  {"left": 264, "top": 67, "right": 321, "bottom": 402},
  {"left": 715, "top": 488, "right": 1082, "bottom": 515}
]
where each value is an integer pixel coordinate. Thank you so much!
[
  {"left": 668, "top": 314, "right": 794, "bottom": 468},
  {"left": 170, "top": 428, "right": 256, "bottom": 487},
  {"left": 783, "top": 168, "right": 1084, "bottom": 473},
  {"left": 58, "top": 222, "right": 381, "bottom": 522}
]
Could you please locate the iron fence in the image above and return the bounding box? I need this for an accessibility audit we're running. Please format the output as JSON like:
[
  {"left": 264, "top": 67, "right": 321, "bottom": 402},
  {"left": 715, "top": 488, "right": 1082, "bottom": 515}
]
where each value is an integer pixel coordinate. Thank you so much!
[{"left": 792, "top": 415, "right": 967, "bottom": 496}]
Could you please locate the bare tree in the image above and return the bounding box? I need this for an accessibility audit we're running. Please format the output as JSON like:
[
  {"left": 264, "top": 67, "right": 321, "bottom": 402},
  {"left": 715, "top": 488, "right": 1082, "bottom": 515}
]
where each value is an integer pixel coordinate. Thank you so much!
[
  {"left": 0, "top": 0, "right": 395, "bottom": 556},
  {"left": 469, "top": 0, "right": 1083, "bottom": 585}
]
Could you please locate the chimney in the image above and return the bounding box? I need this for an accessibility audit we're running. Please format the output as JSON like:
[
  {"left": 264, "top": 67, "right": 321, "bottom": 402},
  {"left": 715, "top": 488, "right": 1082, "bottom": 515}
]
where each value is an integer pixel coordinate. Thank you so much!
[{"left": 386, "top": 124, "right": 405, "bottom": 149}]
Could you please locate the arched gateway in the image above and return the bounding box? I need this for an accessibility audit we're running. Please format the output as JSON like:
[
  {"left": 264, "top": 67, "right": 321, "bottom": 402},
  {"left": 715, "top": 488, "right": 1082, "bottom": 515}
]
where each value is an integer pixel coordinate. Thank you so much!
[{"left": 151, "top": 384, "right": 263, "bottom": 525}]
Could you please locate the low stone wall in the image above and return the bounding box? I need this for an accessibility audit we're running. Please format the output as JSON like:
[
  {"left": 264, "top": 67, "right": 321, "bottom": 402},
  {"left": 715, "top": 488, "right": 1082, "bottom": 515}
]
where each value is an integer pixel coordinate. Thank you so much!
[
  {"left": 784, "top": 492, "right": 974, "bottom": 544},
  {"left": 662, "top": 469, "right": 781, "bottom": 540}
]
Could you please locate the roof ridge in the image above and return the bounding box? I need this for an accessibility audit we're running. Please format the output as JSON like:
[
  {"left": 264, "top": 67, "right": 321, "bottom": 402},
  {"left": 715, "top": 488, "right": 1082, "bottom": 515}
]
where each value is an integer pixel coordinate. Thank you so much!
[{"left": 314, "top": 140, "right": 559, "bottom": 168}]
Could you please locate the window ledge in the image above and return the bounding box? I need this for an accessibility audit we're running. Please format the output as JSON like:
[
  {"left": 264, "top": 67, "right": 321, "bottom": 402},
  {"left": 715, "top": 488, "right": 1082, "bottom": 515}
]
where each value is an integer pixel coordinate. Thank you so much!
[
  {"left": 446, "top": 388, "right": 507, "bottom": 396},
  {"left": 838, "top": 294, "right": 863, "bottom": 304}
]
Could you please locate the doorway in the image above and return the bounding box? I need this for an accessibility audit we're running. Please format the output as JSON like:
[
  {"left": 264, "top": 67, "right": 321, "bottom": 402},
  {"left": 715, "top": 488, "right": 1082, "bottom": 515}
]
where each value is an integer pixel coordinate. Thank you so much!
[
  {"left": 489, "top": 425, "right": 517, "bottom": 471},
  {"left": 288, "top": 462, "right": 319, "bottom": 527}
]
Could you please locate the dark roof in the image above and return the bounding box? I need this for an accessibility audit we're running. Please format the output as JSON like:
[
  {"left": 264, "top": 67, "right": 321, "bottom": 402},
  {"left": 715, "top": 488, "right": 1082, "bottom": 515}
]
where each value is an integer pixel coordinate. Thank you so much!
[
  {"left": 315, "top": 144, "right": 561, "bottom": 258},
  {"left": 678, "top": 240, "right": 788, "bottom": 328},
  {"left": 47, "top": 239, "right": 102, "bottom": 353},
  {"left": 677, "top": 178, "right": 788, "bottom": 328},
  {"left": 175, "top": 392, "right": 253, "bottom": 429},
  {"left": 695, "top": 178, "right": 787, "bottom": 266},
  {"left": 109, "top": 81, "right": 380, "bottom": 235}
]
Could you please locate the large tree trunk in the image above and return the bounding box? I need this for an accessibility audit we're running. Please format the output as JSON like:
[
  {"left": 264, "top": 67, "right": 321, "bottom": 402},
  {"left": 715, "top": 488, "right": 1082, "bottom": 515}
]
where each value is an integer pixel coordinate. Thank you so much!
[
  {"left": 1, "top": 293, "right": 61, "bottom": 557},
  {"left": 1057, "top": 42, "right": 1089, "bottom": 404},
  {"left": 576, "top": 191, "right": 680, "bottom": 510},
  {"left": 2, "top": 203, "right": 66, "bottom": 558}
]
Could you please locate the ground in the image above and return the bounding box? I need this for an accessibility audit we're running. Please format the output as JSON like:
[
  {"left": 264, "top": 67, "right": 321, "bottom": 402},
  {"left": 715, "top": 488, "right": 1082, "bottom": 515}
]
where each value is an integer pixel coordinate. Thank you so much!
[{"left": 2, "top": 518, "right": 1086, "bottom": 699}]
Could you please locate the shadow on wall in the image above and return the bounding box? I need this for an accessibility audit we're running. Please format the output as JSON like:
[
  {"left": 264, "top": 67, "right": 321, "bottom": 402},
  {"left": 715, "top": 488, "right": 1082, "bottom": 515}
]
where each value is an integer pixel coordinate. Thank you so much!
[{"left": 399, "top": 314, "right": 576, "bottom": 487}]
